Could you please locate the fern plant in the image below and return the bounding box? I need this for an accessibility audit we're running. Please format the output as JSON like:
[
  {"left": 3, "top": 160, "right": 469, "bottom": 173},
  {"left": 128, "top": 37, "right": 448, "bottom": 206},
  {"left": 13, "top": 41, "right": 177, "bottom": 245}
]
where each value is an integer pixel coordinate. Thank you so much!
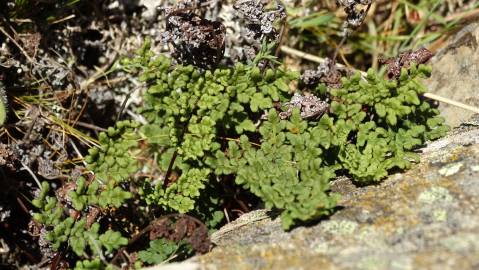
[
  {"left": 113, "top": 40, "right": 447, "bottom": 228},
  {"left": 31, "top": 122, "right": 139, "bottom": 269},
  {"left": 326, "top": 66, "right": 448, "bottom": 182},
  {"left": 31, "top": 39, "right": 449, "bottom": 268},
  {"left": 209, "top": 109, "right": 340, "bottom": 228},
  {"left": 120, "top": 40, "right": 319, "bottom": 229},
  {"left": 138, "top": 238, "right": 192, "bottom": 265},
  {"left": 32, "top": 181, "right": 128, "bottom": 266}
]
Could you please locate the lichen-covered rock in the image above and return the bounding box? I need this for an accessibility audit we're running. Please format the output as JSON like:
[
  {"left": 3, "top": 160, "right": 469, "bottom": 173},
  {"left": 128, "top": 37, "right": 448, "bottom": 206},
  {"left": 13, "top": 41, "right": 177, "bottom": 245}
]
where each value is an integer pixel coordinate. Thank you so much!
[
  {"left": 148, "top": 115, "right": 479, "bottom": 270},
  {"left": 425, "top": 22, "right": 479, "bottom": 127}
]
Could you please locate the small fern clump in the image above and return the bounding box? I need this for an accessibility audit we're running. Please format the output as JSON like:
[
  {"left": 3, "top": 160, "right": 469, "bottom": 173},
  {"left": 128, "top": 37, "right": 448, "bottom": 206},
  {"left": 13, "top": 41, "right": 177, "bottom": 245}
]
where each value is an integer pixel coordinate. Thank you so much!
[
  {"left": 85, "top": 120, "right": 141, "bottom": 187},
  {"left": 322, "top": 66, "right": 449, "bottom": 182},
  {"left": 209, "top": 110, "right": 340, "bottom": 228},
  {"left": 138, "top": 238, "right": 192, "bottom": 265},
  {"left": 120, "top": 40, "right": 339, "bottom": 229},
  {"left": 115, "top": 40, "right": 447, "bottom": 229},
  {"left": 31, "top": 40, "right": 449, "bottom": 268},
  {"left": 30, "top": 122, "right": 142, "bottom": 269},
  {"left": 32, "top": 181, "right": 128, "bottom": 269}
]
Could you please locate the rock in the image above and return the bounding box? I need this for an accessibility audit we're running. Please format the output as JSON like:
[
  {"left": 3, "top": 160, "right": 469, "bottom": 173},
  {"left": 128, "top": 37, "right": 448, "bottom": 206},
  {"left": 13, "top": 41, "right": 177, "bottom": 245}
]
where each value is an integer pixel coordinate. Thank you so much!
[
  {"left": 425, "top": 22, "right": 479, "bottom": 127},
  {"left": 143, "top": 262, "right": 199, "bottom": 270},
  {"left": 152, "top": 115, "right": 479, "bottom": 270}
]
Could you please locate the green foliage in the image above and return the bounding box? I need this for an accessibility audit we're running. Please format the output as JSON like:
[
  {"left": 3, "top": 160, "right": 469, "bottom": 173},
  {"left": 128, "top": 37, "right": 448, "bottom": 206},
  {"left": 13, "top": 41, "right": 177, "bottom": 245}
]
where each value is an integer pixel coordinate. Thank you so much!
[
  {"left": 85, "top": 120, "right": 141, "bottom": 185},
  {"left": 106, "top": 42, "right": 447, "bottom": 230},
  {"left": 141, "top": 168, "right": 211, "bottom": 213},
  {"left": 74, "top": 258, "right": 102, "bottom": 270},
  {"left": 323, "top": 64, "right": 449, "bottom": 182},
  {"left": 99, "top": 229, "right": 129, "bottom": 253},
  {"left": 68, "top": 176, "right": 99, "bottom": 211},
  {"left": 74, "top": 259, "right": 115, "bottom": 270},
  {"left": 32, "top": 122, "right": 136, "bottom": 264},
  {"left": 138, "top": 239, "right": 192, "bottom": 265},
  {"left": 121, "top": 40, "right": 302, "bottom": 227},
  {"left": 210, "top": 109, "right": 339, "bottom": 229},
  {"left": 31, "top": 122, "right": 138, "bottom": 262},
  {"left": 32, "top": 40, "right": 449, "bottom": 268},
  {"left": 26, "top": 49, "right": 448, "bottom": 270},
  {"left": 32, "top": 180, "right": 128, "bottom": 269},
  {"left": 33, "top": 182, "right": 128, "bottom": 257},
  {"left": 0, "top": 82, "right": 7, "bottom": 126}
]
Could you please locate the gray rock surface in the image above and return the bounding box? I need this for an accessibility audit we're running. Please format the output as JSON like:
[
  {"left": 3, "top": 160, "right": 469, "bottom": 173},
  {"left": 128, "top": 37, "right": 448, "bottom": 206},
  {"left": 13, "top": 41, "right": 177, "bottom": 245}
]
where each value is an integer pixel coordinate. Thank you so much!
[{"left": 425, "top": 22, "right": 479, "bottom": 127}]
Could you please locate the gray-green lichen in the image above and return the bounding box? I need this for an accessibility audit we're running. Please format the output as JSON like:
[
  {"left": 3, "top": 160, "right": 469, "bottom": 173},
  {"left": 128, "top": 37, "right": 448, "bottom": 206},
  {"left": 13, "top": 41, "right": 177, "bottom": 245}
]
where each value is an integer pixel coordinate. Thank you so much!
[
  {"left": 438, "top": 162, "right": 463, "bottom": 176},
  {"left": 321, "top": 220, "right": 358, "bottom": 235},
  {"left": 417, "top": 187, "right": 454, "bottom": 204},
  {"left": 432, "top": 209, "right": 447, "bottom": 222}
]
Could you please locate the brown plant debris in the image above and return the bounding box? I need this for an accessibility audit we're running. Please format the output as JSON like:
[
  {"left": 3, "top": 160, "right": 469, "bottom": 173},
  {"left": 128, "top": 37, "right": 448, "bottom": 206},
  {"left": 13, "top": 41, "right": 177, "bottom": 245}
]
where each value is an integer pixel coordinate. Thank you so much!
[
  {"left": 380, "top": 47, "right": 434, "bottom": 79},
  {"left": 162, "top": 6, "right": 226, "bottom": 69},
  {"left": 233, "top": 0, "right": 286, "bottom": 40},
  {"left": 300, "top": 58, "right": 344, "bottom": 89},
  {"left": 149, "top": 214, "right": 210, "bottom": 254},
  {"left": 0, "top": 143, "right": 19, "bottom": 171},
  {"left": 336, "top": 0, "right": 373, "bottom": 31},
  {"left": 279, "top": 92, "right": 329, "bottom": 120},
  {"left": 232, "top": 0, "right": 286, "bottom": 63}
]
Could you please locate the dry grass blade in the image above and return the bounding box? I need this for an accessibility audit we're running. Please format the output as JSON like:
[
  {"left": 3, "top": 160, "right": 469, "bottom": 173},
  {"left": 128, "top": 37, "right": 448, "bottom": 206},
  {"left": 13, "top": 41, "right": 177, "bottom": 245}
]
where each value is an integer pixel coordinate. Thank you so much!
[{"left": 423, "top": 93, "right": 479, "bottom": 113}]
